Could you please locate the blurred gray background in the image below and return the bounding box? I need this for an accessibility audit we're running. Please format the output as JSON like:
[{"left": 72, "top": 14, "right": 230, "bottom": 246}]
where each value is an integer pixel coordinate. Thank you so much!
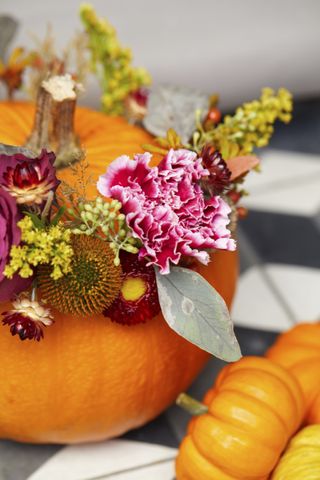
[{"left": 1, "top": 0, "right": 320, "bottom": 109}]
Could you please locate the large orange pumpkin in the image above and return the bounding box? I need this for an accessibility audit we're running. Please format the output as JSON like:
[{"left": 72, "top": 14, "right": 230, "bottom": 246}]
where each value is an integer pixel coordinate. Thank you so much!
[
  {"left": 0, "top": 100, "right": 238, "bottom": 443},
  {"left": 176, "top": 357, "right": 304, "bottom": 480},
  {"left": 266, "top": 323, "right": 320, "bottom": 425}
]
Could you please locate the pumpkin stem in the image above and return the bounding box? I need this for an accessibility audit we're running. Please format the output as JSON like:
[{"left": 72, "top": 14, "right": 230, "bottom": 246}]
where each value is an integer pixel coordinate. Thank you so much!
[
  {"left": 176, "top": 393, "right": 208, "bottom": 416},
  {"left": 25, "top": 74, "right": 84, "bottom": 169}
]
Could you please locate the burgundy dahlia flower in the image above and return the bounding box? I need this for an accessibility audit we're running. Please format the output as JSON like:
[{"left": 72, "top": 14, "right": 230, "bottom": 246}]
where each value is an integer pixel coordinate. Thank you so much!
[
  {"left": 0, "top": 149, "right": 59, "bottom": 205},
  {"left": 0, "top": 187, "right": 31, "bottom": 301},
  {"left": 98, "top": 149, "right": 236, "bottom": 274}
]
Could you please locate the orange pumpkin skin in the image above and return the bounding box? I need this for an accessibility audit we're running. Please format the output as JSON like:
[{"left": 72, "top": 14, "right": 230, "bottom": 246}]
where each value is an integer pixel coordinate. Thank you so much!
[
  {"left": 266, "top": 323, "right": 320, "bottom": 425},
  {"left": 0, "top": 101, "right": 238, "bottom": 443},
  {"left": 308, "top": 391, "right": 320, "bottom": 424},
  {"left": 176, "top": 357, "right": 304, "bottom": 480},
  {"left": 0, "top": 101, "right": 153, "bottom": 196}
]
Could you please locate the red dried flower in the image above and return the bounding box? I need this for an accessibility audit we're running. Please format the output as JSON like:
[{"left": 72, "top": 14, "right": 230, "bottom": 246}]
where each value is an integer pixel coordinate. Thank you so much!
[
  {"left": 103, "top": 252, "right": 160, "bottom": 325},
  {"left": 0, "top": 149, "right": 59, "bottom": 205},
  {"left": 201, "top": 145, "right": 231, "bottom": 195},
  {"left": 2, "top": 298, "right": 53, "bottom": 341},
  {"left": 125, "top": 88, "right": 149, "bottom": 122}
]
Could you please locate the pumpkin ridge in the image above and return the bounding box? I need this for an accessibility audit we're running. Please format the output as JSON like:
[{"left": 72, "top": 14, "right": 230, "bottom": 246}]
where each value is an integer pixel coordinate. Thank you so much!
[
  {"left": 216, "top": 382, "right": 294, "bottom": 434},
  {"left": 273, "top": 339, "right": 320, "bottom": 349},
  {"left": 1, "top": 104, "right": 32, "bottom": 136},
  {"left": 208, "top": 387, "right": 289, "bottom": 446},
  {"left": 191, "top": 415, "right": 279, "bottom": 479},
  {"left": 218, "top": 366, "right": 303, "bottom": 430},
  {"left": 177, "top": 435, "right": 236, "bottom": 480}
]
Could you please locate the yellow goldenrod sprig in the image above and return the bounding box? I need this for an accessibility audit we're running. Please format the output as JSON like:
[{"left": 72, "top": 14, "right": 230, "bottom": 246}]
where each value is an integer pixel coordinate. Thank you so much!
[
  {"left": 142, "top": 128, "right": 187, "bottom": 156},
  {"left": 80, "top": 3, "right": 152, "bottom": 115},
  {"left": 193, "top": 88, "right": 293, "bottom": 159},
  {"left": 4, "top": 216, "right": 73, "bottom": 281},
  {"left": 70, "top": 196, "right": 140, "bottom": 266}
]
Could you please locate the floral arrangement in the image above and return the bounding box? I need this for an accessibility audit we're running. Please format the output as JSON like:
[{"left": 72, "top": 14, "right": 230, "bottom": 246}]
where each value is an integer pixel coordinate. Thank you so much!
[{"left": 0, "top": 6, "right": 293, "bottom": 363}]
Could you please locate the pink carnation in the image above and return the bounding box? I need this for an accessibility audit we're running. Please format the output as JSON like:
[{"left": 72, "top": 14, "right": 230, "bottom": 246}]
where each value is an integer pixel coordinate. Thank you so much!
[{"left": 98, "top": 149, "right": 236, "bottom": 274}]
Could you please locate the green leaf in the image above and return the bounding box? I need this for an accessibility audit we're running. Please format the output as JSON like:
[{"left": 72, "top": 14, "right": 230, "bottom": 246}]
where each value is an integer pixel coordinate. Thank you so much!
[
  {"left": 155, "top": 267, "right": 241, "bottom": 362},
  {"left": 24, "top": 212, "right": 45, "bottom": 230},
  {"left": 0, "top": 16, "right": 18, "bottom": 60},
  {"left": 51, "top": 206, "right": 66, "bottom": 225}
]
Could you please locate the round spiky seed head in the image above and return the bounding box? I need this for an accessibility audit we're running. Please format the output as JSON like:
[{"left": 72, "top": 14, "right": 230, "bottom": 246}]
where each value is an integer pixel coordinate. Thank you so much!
[{"left": 38, "top": 235, "right": 122, "bottom": 316}]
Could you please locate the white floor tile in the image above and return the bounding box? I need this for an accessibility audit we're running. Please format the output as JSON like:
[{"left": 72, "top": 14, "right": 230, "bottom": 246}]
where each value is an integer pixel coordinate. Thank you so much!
[
  {"left": 243, "top": 150, "right": 320, "bottom": 216},
  {"left": 105, "top": 460, "right": 175, "bottom": 479},
  {"left": 27, "top": 440, "right": 177, "bottom": 480},
  {"left": 266, "top": 264, "right": 320, "bottom": 322},
  {"left": 243, "top": 177, "right": 320, "bottom": 216},
  {"left": 232, "top": 266, "right": 293, "bottom": 331},
  {"left": 245, "top": 150, "right": 320, "bottom": 192}
]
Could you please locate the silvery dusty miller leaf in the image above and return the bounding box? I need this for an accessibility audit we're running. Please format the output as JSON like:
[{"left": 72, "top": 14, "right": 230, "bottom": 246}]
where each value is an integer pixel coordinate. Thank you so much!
[
  {"left": 0, "top": 143, "right": 35, "bottom": 158},
  {"left": 0, "top": 16, "right": 18, "bottom": 60},
  {"left": 143, "top": 84, "right": 209, "bottom": 144},
  {"left": 155, "top": 267, "right": 241, "bottom": 362}
]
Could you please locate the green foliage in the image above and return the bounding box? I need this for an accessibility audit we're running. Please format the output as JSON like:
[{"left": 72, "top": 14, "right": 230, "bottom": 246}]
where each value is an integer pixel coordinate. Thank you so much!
[{"left": 80, "top": 3, "right": 151, "bottom": 115}]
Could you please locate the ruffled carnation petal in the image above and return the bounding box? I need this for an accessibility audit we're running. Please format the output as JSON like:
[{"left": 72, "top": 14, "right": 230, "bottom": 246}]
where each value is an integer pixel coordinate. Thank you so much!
[{"left": 98, "top": 149, "right": 236, "bottom": 274}]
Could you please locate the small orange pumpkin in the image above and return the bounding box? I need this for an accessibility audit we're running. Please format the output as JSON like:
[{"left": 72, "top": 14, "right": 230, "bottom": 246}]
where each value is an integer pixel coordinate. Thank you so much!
[
  {"left": 0, "top": 99, "right": 239, "bottom": 443},
  {"left": 266, "top": 323, "right": 320, "bottom": 425},
  {"left": 176, "top": 356, "right": 304, "bottom": 480}
]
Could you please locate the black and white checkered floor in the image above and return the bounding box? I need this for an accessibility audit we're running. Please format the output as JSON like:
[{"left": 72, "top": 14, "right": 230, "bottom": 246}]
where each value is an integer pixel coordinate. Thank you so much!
[{"left": 1, "top": 99, "right": 319, "bottom": 480}]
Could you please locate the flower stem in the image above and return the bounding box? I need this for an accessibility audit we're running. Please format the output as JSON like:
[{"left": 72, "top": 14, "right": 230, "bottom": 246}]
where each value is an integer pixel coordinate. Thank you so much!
[
  {"left": 31, "top": 286, "right": 37, "bottom": 302},
  {"left": 25, "top": 75, "right": 84, "bottom": 169},
  {"left": 176, "top": 393, "right": 208, "bottom": 416},
  {"left": 41, "top": 190, "right": 54, "bottom": 222}
]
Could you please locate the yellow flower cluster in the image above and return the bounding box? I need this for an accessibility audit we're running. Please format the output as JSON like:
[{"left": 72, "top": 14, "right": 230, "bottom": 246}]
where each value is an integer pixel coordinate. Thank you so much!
[
  {"left": 4, "top": 216, "right": 73, "bottom": 281},
  {"left": 80, "top": 4, "right": 151, "bottom": 115},
  {"left": 194, "top": 88, "right": 293, "bottom": 159}
]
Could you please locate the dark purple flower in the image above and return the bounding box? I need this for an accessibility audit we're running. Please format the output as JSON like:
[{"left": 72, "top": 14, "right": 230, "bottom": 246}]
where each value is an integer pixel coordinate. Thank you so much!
[
  {"left": 0, "top": 149, "right": 59, "bottom": 205},
  {"left": 0, "top": 187, "right": 32, "bottom": 301}
]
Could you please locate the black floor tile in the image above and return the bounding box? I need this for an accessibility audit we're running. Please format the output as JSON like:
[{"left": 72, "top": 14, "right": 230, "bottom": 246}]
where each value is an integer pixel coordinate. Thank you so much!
[
  {"left": 235, "top": 326, "right": 279, "bottom": 356},
  {"left": 123, "top": 414, "right": 178, "bottom": 448},
  {"left": 241, "top": 210, "right": 320, "bottom": 269}
]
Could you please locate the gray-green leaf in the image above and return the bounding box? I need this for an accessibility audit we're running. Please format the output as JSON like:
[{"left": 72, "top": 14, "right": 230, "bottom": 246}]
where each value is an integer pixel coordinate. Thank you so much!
[
  {"left": 143, "top": 85, "right": 209, "bottom": 143},
  {"left": 155, "top": 267, "right": 241, "bottom": 362},
  {"left": 0, "top": 16, "right": 18, "bottom": 61},
  {"left": 0, "top": 143, "right": 35, "bottom": 158}
]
